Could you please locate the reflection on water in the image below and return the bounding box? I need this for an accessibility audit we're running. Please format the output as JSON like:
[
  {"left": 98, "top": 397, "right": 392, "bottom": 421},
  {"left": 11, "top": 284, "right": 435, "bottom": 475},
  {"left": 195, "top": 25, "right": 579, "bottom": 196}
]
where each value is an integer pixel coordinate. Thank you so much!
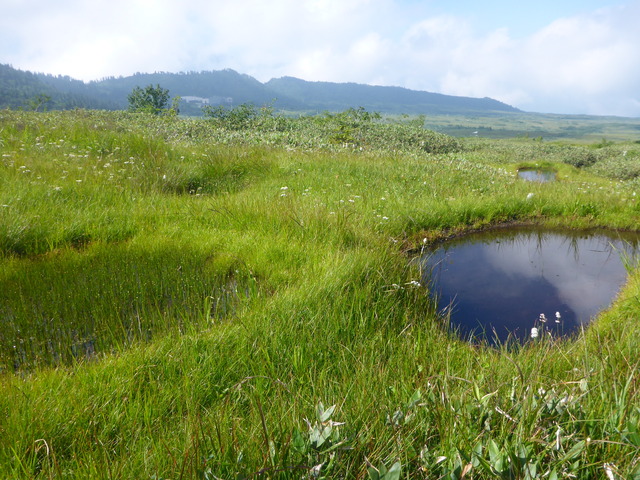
[
  {"left": 419, "top": 227, "right": 639, "bottom": 345},
  {"left": 518, "top": 169, "right": 556, "bottom": 182}
]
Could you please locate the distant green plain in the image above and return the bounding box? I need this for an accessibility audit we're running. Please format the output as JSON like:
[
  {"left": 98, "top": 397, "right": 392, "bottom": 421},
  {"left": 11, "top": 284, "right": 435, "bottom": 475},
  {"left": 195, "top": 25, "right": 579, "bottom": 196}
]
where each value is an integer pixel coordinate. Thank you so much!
[{"left": 419, "top": 111, "right": 640, "bottom": 142}]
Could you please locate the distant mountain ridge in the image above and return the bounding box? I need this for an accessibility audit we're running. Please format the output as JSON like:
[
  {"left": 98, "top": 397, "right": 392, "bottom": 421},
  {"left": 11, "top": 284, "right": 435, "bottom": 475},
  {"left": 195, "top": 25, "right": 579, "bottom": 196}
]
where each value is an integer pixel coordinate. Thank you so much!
[
  {"left": 265, "top": 76, "right": 519, "bottom": 114},
  {"left": 0, "top": 64, "right": 519, "bottom": 115}
]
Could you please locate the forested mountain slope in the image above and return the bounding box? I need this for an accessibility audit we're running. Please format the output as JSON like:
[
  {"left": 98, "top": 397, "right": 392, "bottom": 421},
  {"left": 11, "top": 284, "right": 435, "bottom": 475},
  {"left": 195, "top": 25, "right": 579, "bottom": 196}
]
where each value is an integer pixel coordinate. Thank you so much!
[{"left": 0, "top": 64, "right": 518, "bottom": 115}]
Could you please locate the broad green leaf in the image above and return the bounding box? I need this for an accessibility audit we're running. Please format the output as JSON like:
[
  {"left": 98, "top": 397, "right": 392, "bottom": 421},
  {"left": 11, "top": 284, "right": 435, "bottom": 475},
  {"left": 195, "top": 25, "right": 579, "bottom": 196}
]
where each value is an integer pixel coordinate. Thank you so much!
[
  {"left": 385, "top": 461, "right": 402, "bottom": 480},
  {"left": 524, "top": 461, "right": 537, "bottom": 479},
  {"left": 408, "top": 389, "right": 422, "bottom": 408},
  {"left": 317, "top": 403, "right": 336, "bottom": 423},
  {"left": 292, "top": 428, "right": 306, "bottom": 453},
  {"left": 488, "top": 439, "right": 500, "bottom": 464},
  {"left": 471, "top": 442, "right": 483, "bottom": 468},
  {"left": 473, "top": 382, "right": 482, "bottom": 403},
  {"left": 561, "top": 440, "right": 586, "bottom": 462},
  {"left": 390, "top": 409, "right": 404, "bottom": 426},
  {"left": 367, "top": 465, "right": 380, "bottom": 480}
]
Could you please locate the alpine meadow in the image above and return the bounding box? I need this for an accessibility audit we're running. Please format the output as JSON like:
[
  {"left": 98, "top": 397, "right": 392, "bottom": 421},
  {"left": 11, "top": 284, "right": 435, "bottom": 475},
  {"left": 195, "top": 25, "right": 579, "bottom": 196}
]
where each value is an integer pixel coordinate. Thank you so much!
[{"left": 1, "top": 106, "right": 640, "bottom": 479}]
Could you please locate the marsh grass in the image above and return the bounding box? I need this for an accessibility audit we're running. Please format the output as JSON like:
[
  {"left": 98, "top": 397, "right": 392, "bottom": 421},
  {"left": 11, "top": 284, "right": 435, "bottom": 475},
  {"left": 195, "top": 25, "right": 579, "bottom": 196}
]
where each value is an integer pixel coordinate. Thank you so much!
[{"left": 1, "top": 110, "right": 640, "bottom": 478}]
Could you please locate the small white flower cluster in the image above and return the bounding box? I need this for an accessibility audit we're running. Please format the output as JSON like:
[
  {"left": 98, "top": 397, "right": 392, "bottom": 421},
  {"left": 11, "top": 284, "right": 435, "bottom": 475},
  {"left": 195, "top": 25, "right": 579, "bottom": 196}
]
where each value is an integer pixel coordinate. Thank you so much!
[
  {"left": 531, "top": 311, "right": 563, "bottom": 339},
  {"left": 383, "top": 280, "right": 422, "bottom": 292}
]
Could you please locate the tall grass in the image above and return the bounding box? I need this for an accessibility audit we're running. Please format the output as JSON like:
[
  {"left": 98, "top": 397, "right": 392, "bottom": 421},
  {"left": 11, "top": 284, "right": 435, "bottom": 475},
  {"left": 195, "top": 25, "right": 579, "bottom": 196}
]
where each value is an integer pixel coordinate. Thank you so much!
[{"left": 1, "top": 109, "right": 639, "bottom": 478}]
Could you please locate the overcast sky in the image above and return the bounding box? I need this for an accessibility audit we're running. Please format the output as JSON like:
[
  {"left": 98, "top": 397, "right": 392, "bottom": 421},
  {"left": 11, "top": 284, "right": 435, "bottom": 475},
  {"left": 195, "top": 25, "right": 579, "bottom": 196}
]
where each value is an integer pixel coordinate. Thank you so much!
[{"left": 2, "top": 0, "right": 639, "bottom": 116}]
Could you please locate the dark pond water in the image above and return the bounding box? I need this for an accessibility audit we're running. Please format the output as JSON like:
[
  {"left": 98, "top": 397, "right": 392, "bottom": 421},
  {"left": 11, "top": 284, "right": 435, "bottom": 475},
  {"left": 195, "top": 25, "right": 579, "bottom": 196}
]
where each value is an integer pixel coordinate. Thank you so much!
[
  {"left": 518, "top": 168, "right": 556, "bottom": 182},
  {"left": 419, "top": 227, "right": 639, "bottom": 345}
]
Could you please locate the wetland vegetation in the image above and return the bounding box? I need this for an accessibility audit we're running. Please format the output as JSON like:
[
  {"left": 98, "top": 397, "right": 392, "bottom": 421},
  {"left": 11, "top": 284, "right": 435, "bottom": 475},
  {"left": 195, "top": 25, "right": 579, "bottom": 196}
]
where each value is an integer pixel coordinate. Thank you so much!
[{"left": 1, "top": 108, "right": 640, "bottom": 479}]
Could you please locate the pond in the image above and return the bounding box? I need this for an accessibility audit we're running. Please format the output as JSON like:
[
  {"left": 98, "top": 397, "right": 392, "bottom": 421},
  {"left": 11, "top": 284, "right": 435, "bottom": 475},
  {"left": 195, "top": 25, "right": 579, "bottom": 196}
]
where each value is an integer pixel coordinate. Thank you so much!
[
  {"left": 517, "top": 168, "right": 556, "bottom": 182},
  {"left": 419, "top": 227, "right": 639, "bottom": 345}
]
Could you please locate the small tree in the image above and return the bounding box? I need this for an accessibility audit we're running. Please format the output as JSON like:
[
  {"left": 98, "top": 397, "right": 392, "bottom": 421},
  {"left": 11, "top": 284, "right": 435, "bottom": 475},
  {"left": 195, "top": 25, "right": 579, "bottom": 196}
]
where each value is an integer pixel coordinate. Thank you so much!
[
  {"left": 127, "top": 84, "right": 170, "bottom": 114},
  {"left": 27, "top": 93, "right": 52, "bottom": 112}
]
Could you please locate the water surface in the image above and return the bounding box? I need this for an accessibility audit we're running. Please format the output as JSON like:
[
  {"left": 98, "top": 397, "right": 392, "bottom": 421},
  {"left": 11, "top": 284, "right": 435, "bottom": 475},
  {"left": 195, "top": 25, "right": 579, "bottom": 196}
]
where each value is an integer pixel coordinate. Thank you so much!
[
  {"left": 518, "top": 168, "right": 556, "bottom": 182},
  {"left": 420, "top": 227, "right": 638, "bottom": 344}
]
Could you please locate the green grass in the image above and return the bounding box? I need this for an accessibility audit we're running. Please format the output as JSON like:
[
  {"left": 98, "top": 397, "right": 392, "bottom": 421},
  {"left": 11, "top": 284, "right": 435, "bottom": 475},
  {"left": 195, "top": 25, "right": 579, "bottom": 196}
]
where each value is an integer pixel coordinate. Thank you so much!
[{"left": 1, "top": 109, "right": 639, "bottom": 479}]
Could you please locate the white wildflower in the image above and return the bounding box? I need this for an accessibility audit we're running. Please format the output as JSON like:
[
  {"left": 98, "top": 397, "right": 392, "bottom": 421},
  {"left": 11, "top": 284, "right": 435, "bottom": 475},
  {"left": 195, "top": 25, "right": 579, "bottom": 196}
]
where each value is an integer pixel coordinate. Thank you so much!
[
  {"left": 530, "top": 327, "right": 539, "bottom": 339},
  {"left": 604, "top": 463, "right": 618, "bottom": 480},
  {"left": 555, "top": 311, "right": 561, "bottom": 323},
  {"left": 526, "top": 193, "right": 534, "bottom": 200},
  {"left": 309, "top": 463, "right": 323, "bottom": 478},
  {"left": 539, "top": 313, "right": 547, "bottom": 323}
]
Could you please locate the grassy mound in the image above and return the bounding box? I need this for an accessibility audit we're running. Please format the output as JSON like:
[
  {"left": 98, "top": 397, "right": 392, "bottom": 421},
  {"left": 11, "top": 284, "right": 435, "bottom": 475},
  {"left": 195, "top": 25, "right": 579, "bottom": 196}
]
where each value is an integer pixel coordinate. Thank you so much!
[{"left": 1, "top": 109, "right": 639, "bottom": 478}]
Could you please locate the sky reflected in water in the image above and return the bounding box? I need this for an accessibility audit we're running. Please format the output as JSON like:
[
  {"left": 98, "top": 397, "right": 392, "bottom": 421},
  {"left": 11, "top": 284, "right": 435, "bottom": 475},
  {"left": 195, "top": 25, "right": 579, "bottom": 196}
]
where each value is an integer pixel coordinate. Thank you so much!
[
  {"left": 517, "top": 169, "right": 556, "bottom": 182},
  {"left": 420, "top": 228, "right": 639, "bottom": 344}
]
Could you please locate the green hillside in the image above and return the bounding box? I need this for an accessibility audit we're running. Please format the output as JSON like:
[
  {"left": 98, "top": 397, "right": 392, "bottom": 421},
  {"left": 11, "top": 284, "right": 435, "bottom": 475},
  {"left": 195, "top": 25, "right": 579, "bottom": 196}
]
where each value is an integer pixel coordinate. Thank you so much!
[
  {"left": 0, "top": 64, "right": 516, "bottom": 116},
  {"left": 265, "top": 76, "right": 519, "bottom": 114}
]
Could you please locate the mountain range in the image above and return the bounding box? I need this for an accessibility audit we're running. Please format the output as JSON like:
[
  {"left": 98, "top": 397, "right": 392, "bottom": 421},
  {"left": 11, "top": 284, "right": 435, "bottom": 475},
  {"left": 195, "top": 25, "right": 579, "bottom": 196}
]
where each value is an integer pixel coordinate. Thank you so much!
[{"left": 0, "top": 64, "right": 520, "bottom": 116}]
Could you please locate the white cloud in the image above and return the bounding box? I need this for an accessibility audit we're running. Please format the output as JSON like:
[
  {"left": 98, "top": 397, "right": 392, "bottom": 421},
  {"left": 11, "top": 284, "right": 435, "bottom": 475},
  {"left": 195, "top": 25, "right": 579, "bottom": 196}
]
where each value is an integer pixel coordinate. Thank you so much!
[
  {"left": 517, "top": 8, "right": 640, "bottom": 109},
  {"left": 1, "top": 0, "right": 639, "bottom": 115},
  {"left": 479, "top": 233, "right": 632, "bottom": 324}
]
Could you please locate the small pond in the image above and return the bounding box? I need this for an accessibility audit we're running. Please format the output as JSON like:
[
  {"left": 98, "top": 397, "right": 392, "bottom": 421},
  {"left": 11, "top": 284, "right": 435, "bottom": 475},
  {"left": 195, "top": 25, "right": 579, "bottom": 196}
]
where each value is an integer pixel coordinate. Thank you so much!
[
  {"left": 419, "top": 227, "right": 639, "bottom": 345},
  {"left": 517, "top": 168, "right": 556, "bottom": 182}
]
